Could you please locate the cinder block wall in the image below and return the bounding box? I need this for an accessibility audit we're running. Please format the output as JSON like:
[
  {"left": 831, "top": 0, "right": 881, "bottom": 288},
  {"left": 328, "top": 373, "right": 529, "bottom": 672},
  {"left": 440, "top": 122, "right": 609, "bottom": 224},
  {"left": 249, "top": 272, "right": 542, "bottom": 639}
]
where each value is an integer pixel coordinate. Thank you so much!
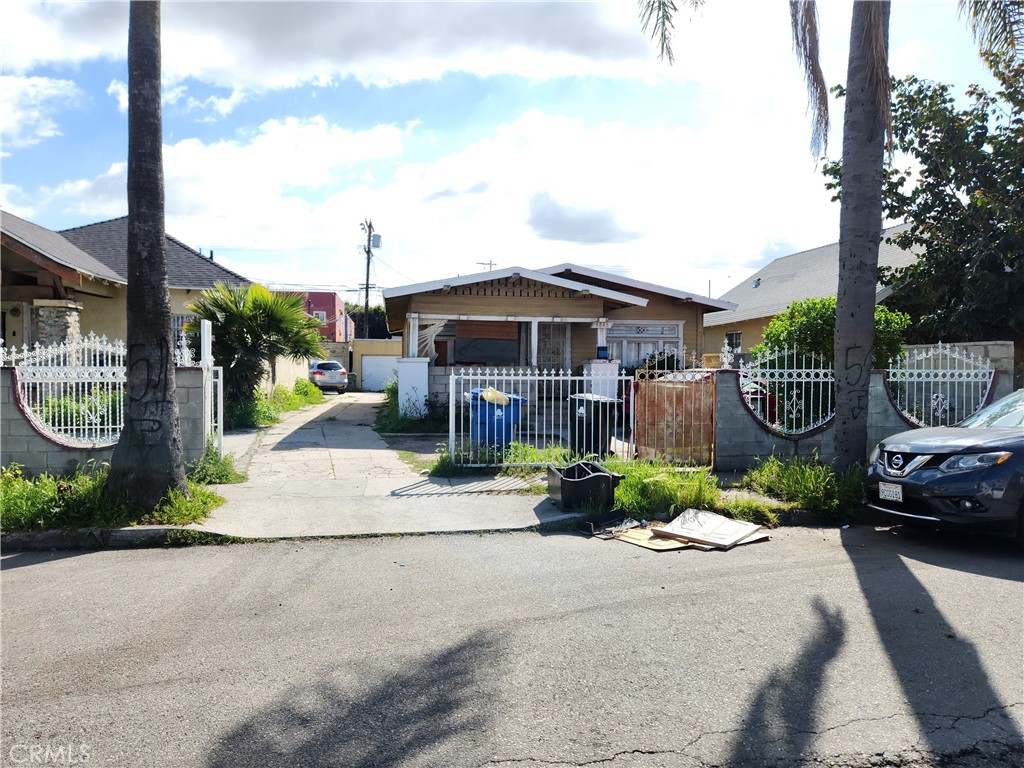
[
  {"left": 714, "top": 370, "right": 835, "bottom": 472},
  {"left": 1, "top": 367, "right": 207, "bottom": 477}
]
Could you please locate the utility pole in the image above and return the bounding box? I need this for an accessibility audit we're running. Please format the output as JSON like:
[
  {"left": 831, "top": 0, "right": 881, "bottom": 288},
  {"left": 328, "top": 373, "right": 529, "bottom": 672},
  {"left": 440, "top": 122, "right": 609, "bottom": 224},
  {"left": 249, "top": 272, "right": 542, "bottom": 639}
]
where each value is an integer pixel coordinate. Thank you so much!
[
  {"left": 362, "top": 217, "right": 374, "bottom": 335},
  {"left": 477, "top": 260, "right": 496, "bottom": 271}
]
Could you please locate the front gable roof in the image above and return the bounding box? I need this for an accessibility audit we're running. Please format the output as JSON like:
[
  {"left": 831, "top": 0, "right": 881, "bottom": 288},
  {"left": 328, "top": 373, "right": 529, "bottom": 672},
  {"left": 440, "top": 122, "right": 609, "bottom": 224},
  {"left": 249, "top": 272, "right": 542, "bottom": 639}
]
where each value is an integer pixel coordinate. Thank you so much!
[
  {"left": 537, "top": 263, "right": 737, "bottom": 312},
  {"left": 1, "top": 211, "right": 124, "bottom": 284},
  {"left": 705, "top": 224, "right": 919, "bottom": 328},
  {"left": 383, "top": 265, "right": 648, "bottom": 307},
  {"left": 60, "top": 216, "right": 250, "bottom": 289}
]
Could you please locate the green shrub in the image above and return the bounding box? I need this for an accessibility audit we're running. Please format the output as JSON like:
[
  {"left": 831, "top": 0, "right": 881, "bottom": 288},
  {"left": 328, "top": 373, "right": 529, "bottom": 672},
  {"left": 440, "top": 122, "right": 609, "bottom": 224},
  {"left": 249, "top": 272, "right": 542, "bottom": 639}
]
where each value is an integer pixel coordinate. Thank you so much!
[
  {"left": 675, "top": 468, "right": 723, "bottom": 512},
  {"left": 743, "top": 455, "right": 864, "bottom": 522},
  {"left": 224, "top": 389, "right": 279, "bottom": 429},
  {"left": 293, "top": 378, "right": 325, "bottom": 405},
  {"left": 34, "top": 390, "right": 123, "bottom": 429},
  {"left": 0, "top": 463, "right": 222, "bottom": 532},
  {"left": 610, "top": 461, "right": 684, "bottom": 519},
  {"left": 187, "top": 440, "right": 246, "bottom": 484},
  {"left": 270, "top": 384, "right": 302, "bottom": 413}
]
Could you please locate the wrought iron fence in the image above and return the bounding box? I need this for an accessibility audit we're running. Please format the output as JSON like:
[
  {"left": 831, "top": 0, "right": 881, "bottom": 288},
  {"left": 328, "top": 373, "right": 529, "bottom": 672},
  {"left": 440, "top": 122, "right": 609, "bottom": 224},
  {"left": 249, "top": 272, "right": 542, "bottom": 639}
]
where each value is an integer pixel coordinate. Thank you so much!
[
  {"left": 887, "top": 342, "right": 994, "bottom": 426},
  {"left": 4, "top": 332, "right": 127, "bottom": 446},
  {"left": 2, "top": 328, "right": 220, "bottom": 449},
  {"left": 448, "top": 367, "right": 634, "bottom": 467},
  {"left": 737, "top": 345, "right": 834, "bottom": 435}
]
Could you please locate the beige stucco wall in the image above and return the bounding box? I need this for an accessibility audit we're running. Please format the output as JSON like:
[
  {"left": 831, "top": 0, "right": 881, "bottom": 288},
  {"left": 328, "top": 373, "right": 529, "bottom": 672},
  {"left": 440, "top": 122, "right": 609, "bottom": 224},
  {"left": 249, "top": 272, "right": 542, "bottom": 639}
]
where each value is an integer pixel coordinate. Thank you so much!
[
  {"left": 77, "top": 287, "right": 200, "bottom": 340},
  {"left": 703, "top": 317, "right": 770, "bottom": 356}
]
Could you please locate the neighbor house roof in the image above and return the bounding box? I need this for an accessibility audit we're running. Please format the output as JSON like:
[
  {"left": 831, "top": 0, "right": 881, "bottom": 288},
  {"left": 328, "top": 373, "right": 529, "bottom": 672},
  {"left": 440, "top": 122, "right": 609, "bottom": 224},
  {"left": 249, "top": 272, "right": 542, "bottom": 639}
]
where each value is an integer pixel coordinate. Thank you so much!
[
  {"left": 60, "top": 216, "right": 250, "bottom": 289},
  {"left": 382, "top": 265, "right": 649, "bottom": 307},
  {"left": 1, "top": 210, "right": 124, "bottom": 284},
  {"left": 705, "top": 224, "right": 919, "bottom": 328},
  {"left": 537, "top": 263, "right": 737, "bottom": 312}
]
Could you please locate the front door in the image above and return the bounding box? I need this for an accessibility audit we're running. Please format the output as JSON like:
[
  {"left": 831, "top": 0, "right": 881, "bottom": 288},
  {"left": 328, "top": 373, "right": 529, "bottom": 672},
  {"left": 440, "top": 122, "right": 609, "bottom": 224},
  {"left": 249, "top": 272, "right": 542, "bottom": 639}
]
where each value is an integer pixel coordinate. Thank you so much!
[{"left": 537, "top": 323, "right": 569, "bottom": 372}]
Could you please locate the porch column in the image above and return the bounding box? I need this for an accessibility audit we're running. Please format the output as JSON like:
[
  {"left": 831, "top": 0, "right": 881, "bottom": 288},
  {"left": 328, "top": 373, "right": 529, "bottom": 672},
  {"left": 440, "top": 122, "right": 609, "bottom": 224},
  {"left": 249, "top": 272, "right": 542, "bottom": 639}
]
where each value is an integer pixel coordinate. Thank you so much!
[
  {"left": 396, "top": 356, "right": 429, "bottom": 417},
  {"left": 530, "top": 319, "right": 539, "bottom": 368},
  {"left": 593, "top": 318, "right": 609, "bottom": 347},
  {"left": 32, "top": 300, "right": 83, "bottom": 346},
  {"left": 407, "top": 313, "right": 420, "bottom": 357}
]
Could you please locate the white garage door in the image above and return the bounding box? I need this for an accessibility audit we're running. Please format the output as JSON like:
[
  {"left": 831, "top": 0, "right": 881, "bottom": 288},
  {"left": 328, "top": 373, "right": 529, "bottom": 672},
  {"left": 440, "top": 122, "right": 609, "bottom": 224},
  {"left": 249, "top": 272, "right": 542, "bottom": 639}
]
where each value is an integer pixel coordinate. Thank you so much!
[{"left": 360, "top": 356, "right": 400, "bottom": 391}]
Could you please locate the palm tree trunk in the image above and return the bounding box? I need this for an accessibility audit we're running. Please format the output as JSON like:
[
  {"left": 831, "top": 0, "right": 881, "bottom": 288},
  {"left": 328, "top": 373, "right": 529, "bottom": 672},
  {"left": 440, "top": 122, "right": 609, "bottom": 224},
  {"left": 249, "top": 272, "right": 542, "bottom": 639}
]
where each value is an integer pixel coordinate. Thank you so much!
[
  {"left": 834, "top": 1, "right": 890, "bottom": 471},
  {"left": 107, "top": 0, "right": 188, "bottom": 509}
]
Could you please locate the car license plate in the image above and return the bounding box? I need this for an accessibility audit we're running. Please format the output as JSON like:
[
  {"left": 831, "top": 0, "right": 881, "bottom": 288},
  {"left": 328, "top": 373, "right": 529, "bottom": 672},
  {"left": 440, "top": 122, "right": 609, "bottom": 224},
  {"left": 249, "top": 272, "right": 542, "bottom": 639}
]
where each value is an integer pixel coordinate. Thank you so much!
[{"left": 878, "top": 482, "right": 903, "bottom": 503}]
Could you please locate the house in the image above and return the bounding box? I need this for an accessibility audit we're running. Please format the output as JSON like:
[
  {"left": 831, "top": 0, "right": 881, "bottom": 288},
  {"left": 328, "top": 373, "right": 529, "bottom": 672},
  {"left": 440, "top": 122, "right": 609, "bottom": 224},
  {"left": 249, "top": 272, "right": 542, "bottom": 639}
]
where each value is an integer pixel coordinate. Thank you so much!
[
  {"left": 302, "top": 290, "right": 354, "bottom": 342},
  {"left": 1, "top": 211, "right": 249, "bottom": 347},
  {"left": 703, "top": 224, "right": 920, "bottom": 357},
  {"left": 382, "top": 263, "right": 735, "bottom": 405}
]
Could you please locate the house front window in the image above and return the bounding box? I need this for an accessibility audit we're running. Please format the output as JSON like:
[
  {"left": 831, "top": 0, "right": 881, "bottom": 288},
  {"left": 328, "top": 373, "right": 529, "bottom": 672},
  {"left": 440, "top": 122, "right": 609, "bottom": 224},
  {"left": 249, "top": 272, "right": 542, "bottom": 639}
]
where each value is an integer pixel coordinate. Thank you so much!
[
  {"left": 607, "top": 323, "right": 683, "bottom": 368},
  {"left": 725, "top": 331, "right": 742, "bottom": 353},
  {"left": 313, "top": 310, "right": 327, "bottom": 323}
]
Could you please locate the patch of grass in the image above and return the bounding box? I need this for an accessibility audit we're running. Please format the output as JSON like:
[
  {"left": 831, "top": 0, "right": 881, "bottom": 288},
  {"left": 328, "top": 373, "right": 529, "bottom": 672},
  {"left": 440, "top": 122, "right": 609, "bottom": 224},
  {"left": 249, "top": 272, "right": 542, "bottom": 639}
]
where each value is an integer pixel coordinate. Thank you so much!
[
  {"left": 607, "top": 460, "right": 684, "bottom": 520},
  {"left": 292, "top": 378, "right": 325, "bottom": 405},
  {"left": 1, "top": 463, "right": 224, "bottom": 532},
  {"left": 163, "top": 530, "right": 256, "bottom": 547},
  {"left": 675, "top": 468, "right": 723, "bottom": 512},
  {"left": 187, "top": 440, "right": 246, "bottom": 484},
  {"left": 743, "top": 455, "right": 865, "bottom": 523},
  {"left": 429, "top": 444, "right": 492, "bottom": 478},
  {"left": 225, "top": 389, "right": 279, "bottom": 429},
  {"left": 397, "top": 450, "right": 435, "bottom": 474},
  {"left": 715, "top": 496, "right": 783, "bottom": 528}
]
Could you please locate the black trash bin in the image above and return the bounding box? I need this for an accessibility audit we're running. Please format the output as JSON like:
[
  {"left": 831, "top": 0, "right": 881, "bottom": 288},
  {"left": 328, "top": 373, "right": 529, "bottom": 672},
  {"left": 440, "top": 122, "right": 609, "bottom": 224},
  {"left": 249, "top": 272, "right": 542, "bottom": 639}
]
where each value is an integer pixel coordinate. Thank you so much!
[
  {"left": 568, "top": 393, "right": 622, "bottom": 457},
  {"left": 547, "top": 461, "right": 625, "bottom": 515}
]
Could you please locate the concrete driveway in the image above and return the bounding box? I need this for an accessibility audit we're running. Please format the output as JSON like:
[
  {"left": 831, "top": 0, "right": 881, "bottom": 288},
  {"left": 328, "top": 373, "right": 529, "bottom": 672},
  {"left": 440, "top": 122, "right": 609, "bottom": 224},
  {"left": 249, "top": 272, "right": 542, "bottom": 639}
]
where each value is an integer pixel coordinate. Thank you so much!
[{"left": 198, "top": 392, "right": 574, "bottom": 538}]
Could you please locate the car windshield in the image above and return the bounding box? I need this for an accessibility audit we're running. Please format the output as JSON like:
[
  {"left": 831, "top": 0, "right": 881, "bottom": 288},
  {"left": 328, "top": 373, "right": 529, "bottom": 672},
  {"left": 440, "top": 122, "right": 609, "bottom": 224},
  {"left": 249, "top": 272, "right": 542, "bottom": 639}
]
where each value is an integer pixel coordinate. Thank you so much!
[
  {"left": 958, "top": 389, "right": 1024, "bottom": 428},
  {"left": 317, "top": 362, "right": 343, "bottom": 371}
]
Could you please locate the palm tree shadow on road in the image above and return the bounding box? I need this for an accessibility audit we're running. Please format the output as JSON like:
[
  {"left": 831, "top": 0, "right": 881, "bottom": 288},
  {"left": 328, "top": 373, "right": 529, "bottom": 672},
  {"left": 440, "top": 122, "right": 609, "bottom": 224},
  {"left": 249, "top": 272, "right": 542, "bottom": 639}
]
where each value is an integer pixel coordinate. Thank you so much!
[
  {"left": 841, "top": 526, "right": 1024, "bottom": 761},
  {"left": 207, "top": 631, "right": 497, "bottom": 768},
  {"left": 728, "top": 597, "right": 846, "bottom": 766}
]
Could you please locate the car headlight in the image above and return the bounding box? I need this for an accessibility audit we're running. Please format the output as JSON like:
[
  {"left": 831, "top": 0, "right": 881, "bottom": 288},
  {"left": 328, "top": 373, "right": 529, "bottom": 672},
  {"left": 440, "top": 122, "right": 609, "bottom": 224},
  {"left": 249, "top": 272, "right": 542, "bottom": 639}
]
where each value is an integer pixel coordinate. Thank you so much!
[
  {"left": 938, "top": 451, "right": 1012, "bottom": 473},
  {"left": 868, "top": 443, "right": 882, "bottom": 465}
]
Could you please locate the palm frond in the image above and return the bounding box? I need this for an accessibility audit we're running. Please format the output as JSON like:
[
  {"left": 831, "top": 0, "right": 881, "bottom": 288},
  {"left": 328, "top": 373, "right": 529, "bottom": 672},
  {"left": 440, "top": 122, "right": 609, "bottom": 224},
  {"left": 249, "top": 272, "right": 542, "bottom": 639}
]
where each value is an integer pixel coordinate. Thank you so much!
[
  {"left": 861, "top": 1, "right": 893, "bottom": 154},
  {"left": 638, "top": 0, "right": 704, "bottom": 65},
  {"left": 958, "top": 0, "right": 1024, "bottom": 63},
  {"left": 789, "top": 1, "right": 830, "bottom": 155}
]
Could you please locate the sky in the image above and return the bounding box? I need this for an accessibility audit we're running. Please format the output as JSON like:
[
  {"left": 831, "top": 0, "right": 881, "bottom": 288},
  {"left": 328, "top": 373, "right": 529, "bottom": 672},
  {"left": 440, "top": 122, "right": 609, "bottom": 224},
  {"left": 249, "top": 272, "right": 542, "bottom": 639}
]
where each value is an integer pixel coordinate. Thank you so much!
[{"left": 0, "top": 0, "right": 1002, "bottom": 306}]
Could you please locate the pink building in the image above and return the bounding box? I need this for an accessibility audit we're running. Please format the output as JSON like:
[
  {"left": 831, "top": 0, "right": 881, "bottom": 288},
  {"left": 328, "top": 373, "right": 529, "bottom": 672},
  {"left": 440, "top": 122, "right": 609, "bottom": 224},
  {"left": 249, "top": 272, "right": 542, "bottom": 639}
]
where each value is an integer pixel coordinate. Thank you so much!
[{"left": 304, "top": 291, "right": 354, "bottom": 342}]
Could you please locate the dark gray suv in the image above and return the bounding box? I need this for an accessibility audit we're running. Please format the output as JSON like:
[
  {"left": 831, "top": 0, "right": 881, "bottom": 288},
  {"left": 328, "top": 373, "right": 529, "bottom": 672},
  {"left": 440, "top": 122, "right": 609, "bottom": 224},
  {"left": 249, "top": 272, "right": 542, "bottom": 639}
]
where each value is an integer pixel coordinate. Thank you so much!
[{"left": 865, "top": 388, "right": 1024, "bottom": 545}]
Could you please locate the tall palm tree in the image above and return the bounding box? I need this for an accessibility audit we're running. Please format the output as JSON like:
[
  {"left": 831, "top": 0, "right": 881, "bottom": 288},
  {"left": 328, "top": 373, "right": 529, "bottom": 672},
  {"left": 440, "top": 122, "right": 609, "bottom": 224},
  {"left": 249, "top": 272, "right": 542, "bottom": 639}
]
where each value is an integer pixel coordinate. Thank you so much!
[
  {"left": 106, "top": 0, "right": 188, "bottom": 509},
  {"left": 639, "top": 0, "right": 1023, "bottom": 470},
  {"left": 187, "top": 284, "right": 326, "bottom": 406}
]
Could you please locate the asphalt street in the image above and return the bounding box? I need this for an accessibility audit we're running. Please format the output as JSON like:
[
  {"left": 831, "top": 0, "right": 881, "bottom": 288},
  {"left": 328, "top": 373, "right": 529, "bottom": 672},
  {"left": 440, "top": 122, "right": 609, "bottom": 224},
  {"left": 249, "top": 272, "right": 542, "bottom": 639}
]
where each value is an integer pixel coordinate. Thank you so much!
[{"left": 1, "top": 525, "right": 1022, "bottom": 768}]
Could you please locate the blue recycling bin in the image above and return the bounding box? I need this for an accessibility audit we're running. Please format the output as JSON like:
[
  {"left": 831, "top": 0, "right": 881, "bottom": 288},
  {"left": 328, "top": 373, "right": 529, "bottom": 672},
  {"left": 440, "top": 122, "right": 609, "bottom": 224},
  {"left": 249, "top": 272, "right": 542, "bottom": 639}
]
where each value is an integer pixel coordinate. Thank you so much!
[{"left": 465, "top": 388, "right": 526, "bottom": 446}]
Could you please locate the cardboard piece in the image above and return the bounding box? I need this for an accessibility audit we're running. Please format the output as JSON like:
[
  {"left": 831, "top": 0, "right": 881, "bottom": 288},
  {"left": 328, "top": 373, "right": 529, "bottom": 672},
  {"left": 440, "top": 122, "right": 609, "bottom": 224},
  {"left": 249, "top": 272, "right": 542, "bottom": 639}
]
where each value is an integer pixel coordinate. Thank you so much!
[
  {"left": 613, "top": 526, "right": 699, "bottom": 551},
  {"left": 650, "top": 508, "right": 764, "bottom": 550}
]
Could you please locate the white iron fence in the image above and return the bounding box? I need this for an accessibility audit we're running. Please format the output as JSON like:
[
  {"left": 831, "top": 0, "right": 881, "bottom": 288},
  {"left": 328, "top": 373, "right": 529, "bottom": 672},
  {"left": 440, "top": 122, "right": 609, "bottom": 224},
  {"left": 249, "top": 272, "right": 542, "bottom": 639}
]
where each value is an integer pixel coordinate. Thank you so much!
[
  {"left": 3, "top": 332, "right": 127, "bottom": 446},
  {"left": 737, "top": 345, "right": 835, "bottom": 435},
  {"left": 2, "top": 324, "right": 222, "bottom": 450},
  {"left": 887, "top": 341, "right": 994, "bottom": 426},
  {"left": 448, "top": 367, "right": 633, "bottom": 467}
]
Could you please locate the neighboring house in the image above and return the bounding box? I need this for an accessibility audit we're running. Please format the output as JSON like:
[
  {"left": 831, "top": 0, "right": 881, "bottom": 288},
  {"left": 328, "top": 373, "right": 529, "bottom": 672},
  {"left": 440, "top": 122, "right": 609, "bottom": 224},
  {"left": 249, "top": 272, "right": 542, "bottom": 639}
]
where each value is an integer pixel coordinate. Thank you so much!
[
  {"left": 703, "top": 224, "right": 918, "bottom": 355},
  {"left": 1, "top": 211, "right": 249, "bottom": 347},
  {"left": 382, "top": 263, "right": 735, "bottom": 372},
  {"left": 302, "top": 290, "right": 354, "bottom": 342}
]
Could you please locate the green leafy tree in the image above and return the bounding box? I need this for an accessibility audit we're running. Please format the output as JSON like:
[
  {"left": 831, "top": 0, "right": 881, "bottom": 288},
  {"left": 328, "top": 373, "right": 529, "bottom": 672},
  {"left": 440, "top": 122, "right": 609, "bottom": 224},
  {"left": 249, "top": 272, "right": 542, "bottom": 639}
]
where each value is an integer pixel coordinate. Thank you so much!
[
  {"left": 187, "top": 284, "right": 326, "bottom": 407},
  {"left": 106, "top": 0, "right": 188, "bottom": 510},
  {"left": 638, "top": 0, "right": 1022, "bottom": 469},
  {"left": 753, "top": 297, "right": 909, "bottom": 368},
  {"left": 345, "top": 303, "right": 391, "bottom": 339},
  {"left": 827, "top": 54, "right": 1022, "bottom": 378}
]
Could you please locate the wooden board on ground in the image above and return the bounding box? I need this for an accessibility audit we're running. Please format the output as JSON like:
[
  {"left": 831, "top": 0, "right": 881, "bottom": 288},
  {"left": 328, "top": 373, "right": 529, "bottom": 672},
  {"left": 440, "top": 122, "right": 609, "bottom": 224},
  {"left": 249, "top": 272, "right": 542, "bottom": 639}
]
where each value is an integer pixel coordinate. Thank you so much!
[
  {"left": 614, "top": 526, "right": 699, "bottom": 551},
  {"left": 651, "top": 508, "right": 764, "bottom": 550}
]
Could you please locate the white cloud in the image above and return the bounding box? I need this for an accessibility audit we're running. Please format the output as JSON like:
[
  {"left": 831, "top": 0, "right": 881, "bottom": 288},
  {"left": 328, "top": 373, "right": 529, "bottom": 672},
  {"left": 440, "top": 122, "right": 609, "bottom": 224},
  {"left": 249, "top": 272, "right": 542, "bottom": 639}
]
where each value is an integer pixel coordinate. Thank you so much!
[
  {"left": 106, "top": 79, "right": 128, "bottom": 113},
  {"left": 0, "top": 75, "right": 82, "bottom": 154}
]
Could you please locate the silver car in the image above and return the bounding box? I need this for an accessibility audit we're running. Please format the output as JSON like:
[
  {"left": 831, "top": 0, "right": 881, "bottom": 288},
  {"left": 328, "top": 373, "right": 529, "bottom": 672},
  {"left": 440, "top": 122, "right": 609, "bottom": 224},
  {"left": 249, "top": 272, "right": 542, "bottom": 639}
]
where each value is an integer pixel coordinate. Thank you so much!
[{"left": 309, "top": 360, "right": 348, "bottom": 393}]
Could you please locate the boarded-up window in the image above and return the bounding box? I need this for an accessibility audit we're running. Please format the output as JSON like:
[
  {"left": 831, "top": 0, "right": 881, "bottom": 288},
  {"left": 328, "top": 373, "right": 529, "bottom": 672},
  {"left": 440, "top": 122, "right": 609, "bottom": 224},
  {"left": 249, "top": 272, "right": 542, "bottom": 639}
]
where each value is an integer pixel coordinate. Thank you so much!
[{"left": 456, "top": 320, "right": 517, "bottom": 340}]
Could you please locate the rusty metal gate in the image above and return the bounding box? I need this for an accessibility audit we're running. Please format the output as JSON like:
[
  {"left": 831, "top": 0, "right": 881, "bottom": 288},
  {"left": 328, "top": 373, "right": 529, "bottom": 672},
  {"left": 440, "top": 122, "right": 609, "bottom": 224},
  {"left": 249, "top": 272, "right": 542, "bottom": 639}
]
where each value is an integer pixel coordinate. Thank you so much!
[{"left": 631, "top": 353, "right": 716, "bottom": 465}]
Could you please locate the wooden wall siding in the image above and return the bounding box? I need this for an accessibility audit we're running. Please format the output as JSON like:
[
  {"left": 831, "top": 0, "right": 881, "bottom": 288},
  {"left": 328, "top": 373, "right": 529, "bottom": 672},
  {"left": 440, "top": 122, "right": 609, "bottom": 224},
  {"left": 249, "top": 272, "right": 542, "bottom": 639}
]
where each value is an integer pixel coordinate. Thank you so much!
[
  {"left": 410, "top": 293, "right": 605, "bottom": 317},
  {"left": 456, "top": 320, "right": 518, "bottom": 340},
  {"left": 571, "top": 324, "right": 598, "bottom": 370},
  {"left": 427, "top": 277, "right": 580, "bottom": 299}
]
